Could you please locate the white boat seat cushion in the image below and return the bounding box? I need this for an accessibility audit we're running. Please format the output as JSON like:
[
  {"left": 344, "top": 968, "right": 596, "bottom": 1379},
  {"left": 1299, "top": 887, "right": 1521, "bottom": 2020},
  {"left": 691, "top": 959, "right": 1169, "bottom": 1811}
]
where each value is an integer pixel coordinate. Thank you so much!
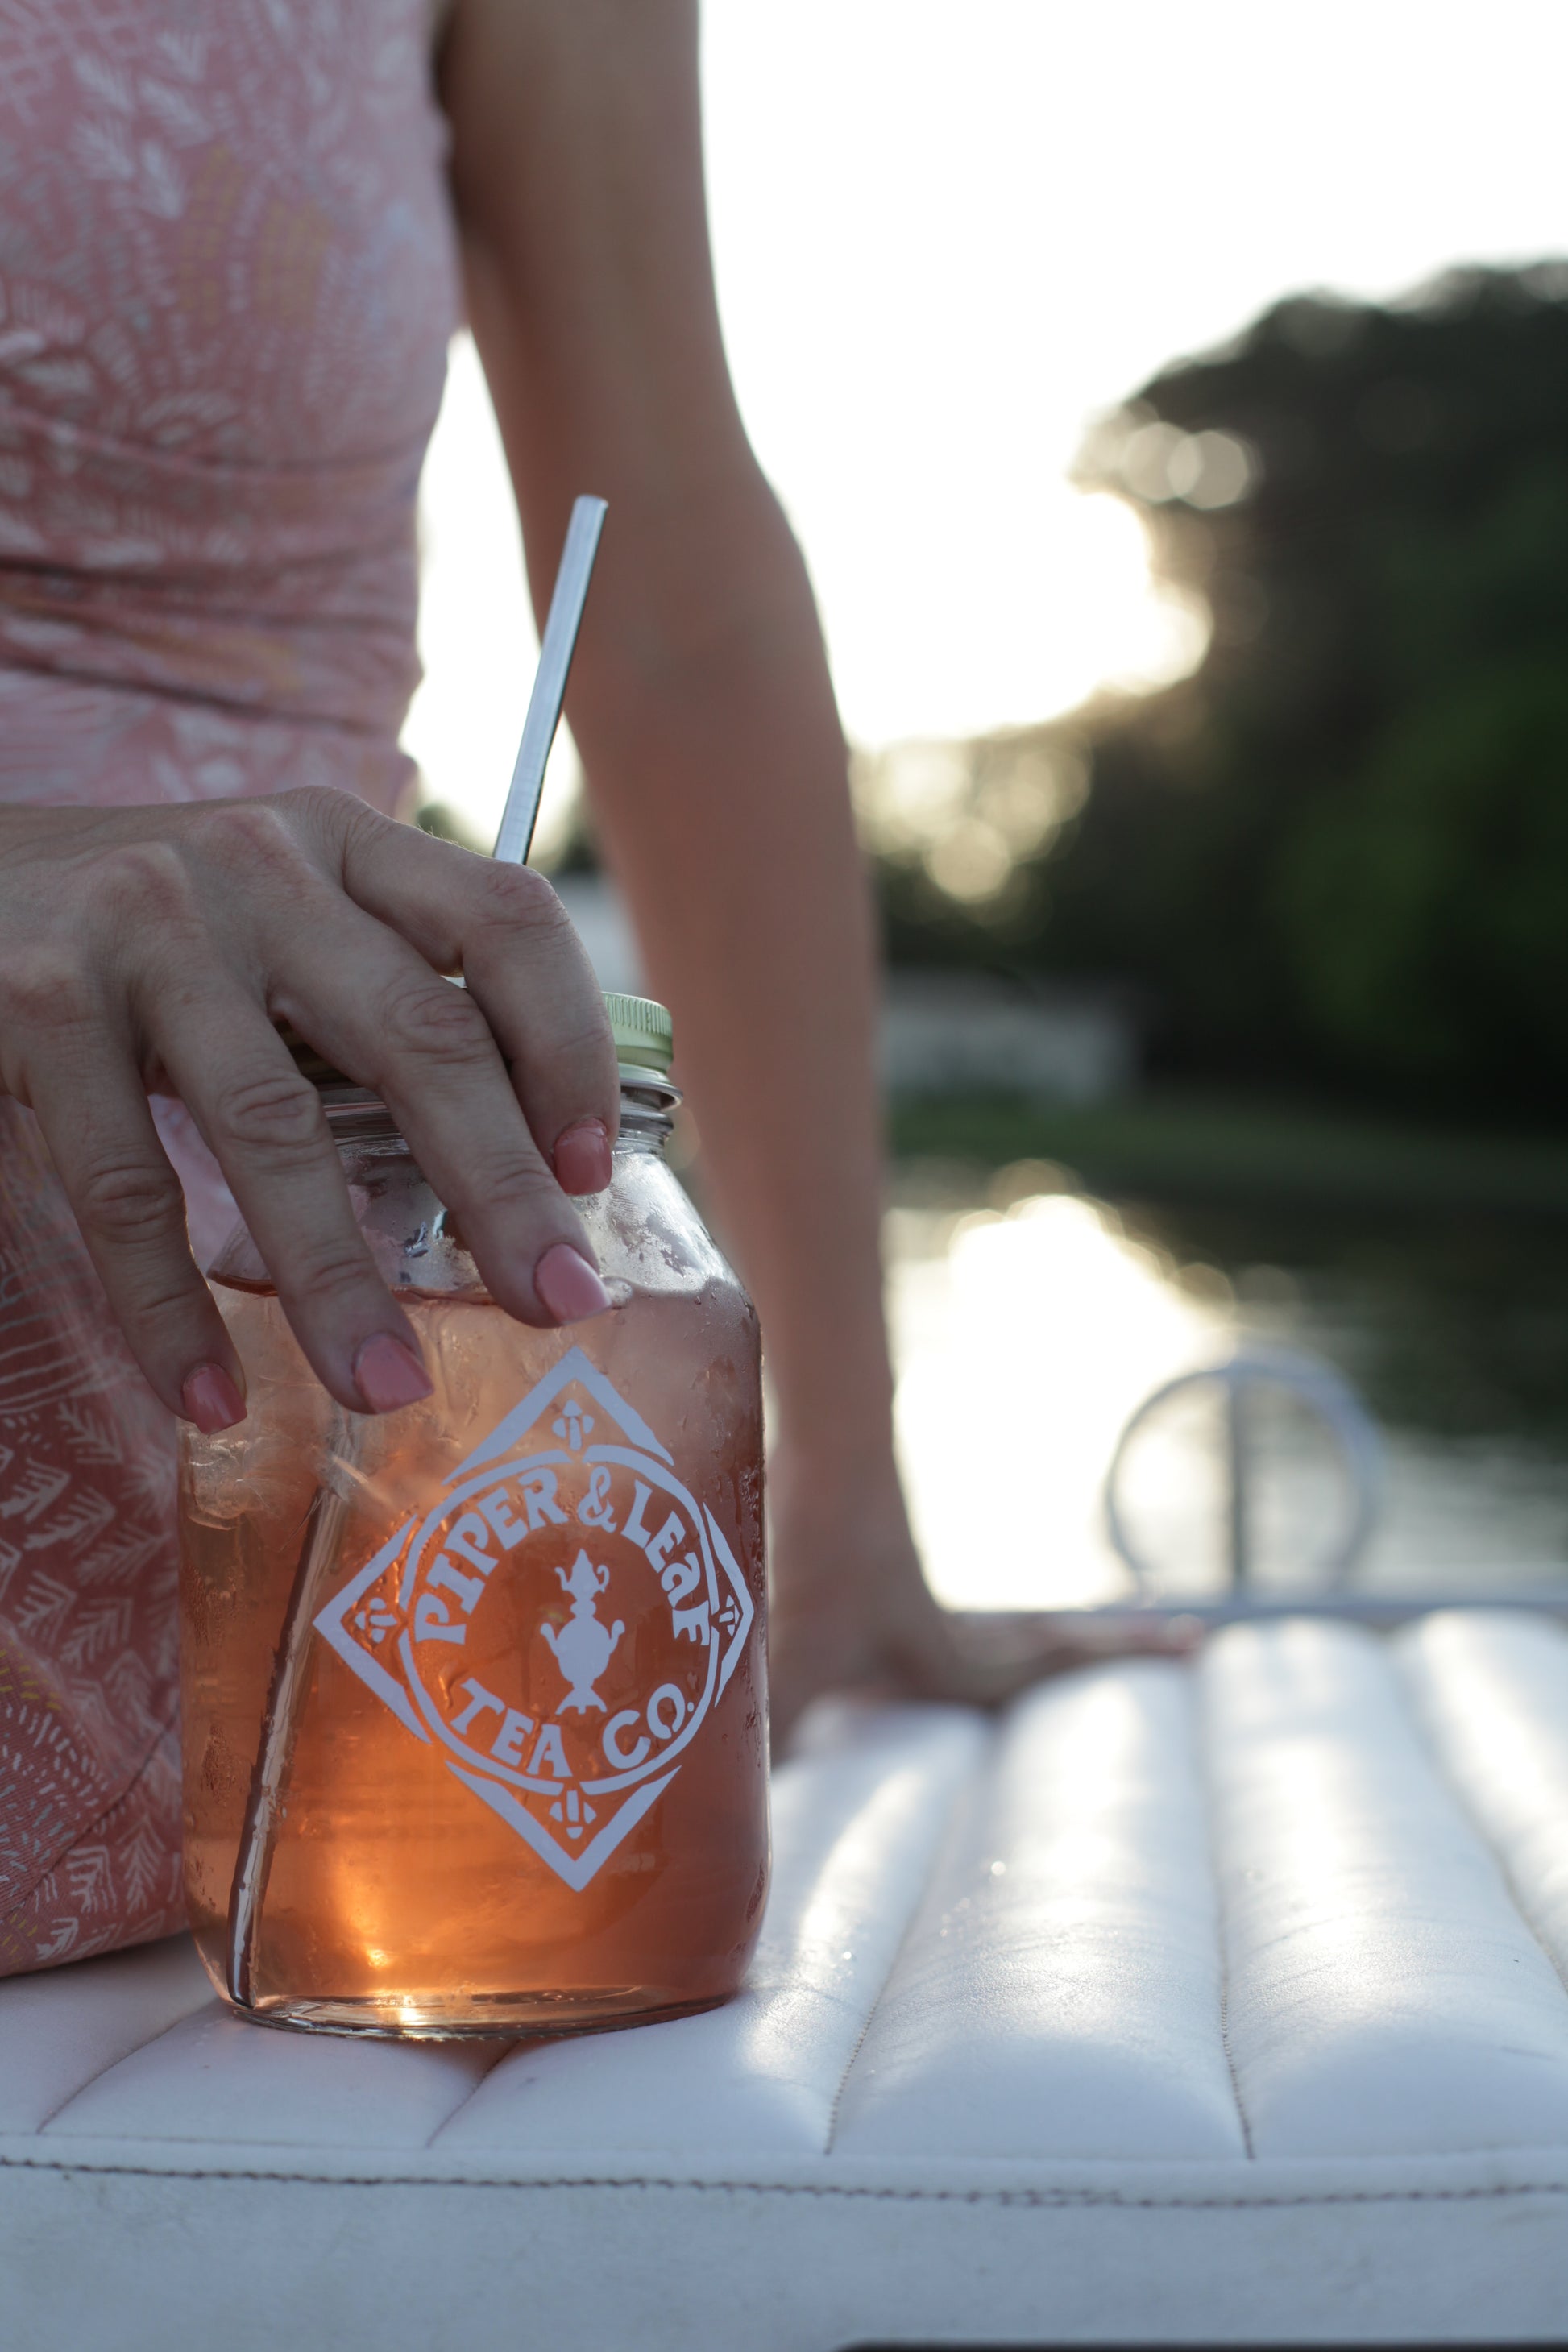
[{"left": 6, "top": 1613, "right": 1568, "bottom": 2348}]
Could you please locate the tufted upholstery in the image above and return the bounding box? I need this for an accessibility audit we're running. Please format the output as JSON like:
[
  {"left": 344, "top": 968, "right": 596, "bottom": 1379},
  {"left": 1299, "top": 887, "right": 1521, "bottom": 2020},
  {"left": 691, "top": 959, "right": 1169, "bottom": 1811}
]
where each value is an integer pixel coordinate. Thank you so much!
[{"left": 6, "top": 1615, "right": 1568, "bottom": 2348}]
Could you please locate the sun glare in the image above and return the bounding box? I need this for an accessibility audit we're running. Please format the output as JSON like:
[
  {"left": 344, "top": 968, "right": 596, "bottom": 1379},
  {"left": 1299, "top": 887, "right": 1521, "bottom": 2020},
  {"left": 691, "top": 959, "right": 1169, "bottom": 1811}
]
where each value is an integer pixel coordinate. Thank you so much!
[
  {"left": 405, "top": 3, "right": 1568, "bottom": 843},
  {"left": 824, "top": 480, "right": 1208, "bottom": 749},
  {"left": 889, "top": 1190, "right": 1227, "bottom": 1611},
  {"left": 402, "top": 345, "right": 1203, "bottom": 836}
]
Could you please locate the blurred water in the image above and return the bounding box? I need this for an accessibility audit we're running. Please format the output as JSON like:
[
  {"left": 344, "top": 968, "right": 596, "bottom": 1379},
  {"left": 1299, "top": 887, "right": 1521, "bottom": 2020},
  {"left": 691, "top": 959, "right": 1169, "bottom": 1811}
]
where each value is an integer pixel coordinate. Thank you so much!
[{"left": 886, "top": 1161, "right": 1568, "bottom": 1612}]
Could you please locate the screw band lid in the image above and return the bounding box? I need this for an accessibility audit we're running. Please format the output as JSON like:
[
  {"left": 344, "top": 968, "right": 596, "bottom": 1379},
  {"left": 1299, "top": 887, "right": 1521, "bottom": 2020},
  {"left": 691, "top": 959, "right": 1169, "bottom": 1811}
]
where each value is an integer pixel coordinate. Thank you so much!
[
  {"left": 281, "top": 990, "right": 674, "bottom": 1089},
  {"left": 603, "top": 992, "right": 674, "bottom": 1075}
]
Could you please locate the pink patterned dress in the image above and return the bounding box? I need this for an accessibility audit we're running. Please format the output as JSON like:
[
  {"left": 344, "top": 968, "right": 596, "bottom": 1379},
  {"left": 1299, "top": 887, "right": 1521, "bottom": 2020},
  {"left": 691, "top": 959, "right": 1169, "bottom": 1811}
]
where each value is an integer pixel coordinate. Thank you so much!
[{"left": 0, "top": 0, "right": 460, "bottom": 1970}]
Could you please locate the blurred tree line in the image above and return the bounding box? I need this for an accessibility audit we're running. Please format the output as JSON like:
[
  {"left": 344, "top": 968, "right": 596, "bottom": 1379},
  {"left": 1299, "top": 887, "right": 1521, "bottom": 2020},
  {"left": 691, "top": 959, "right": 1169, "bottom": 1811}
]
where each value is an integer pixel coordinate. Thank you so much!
[{"left": 874, "top": 263, "right": 1568, "bottom": 1122}]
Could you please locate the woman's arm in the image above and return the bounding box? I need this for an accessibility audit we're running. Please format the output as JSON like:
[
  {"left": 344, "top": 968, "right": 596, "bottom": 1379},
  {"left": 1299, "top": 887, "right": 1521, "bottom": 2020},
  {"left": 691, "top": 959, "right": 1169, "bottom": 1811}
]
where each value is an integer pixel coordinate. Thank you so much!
[
  {"left": 440, "top": 0, "right": 890, "bottom": 1496},
  {"left": 440, "top": 0, "right": 1153, "bottom": 1736}
]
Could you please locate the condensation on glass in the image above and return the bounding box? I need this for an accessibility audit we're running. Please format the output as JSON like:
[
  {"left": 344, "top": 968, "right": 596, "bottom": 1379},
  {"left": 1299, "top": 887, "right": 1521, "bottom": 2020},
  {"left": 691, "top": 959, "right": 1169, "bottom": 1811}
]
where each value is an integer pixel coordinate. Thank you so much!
[{"left": 179, "top": 1016, "right": 767, "bottom": 2038}]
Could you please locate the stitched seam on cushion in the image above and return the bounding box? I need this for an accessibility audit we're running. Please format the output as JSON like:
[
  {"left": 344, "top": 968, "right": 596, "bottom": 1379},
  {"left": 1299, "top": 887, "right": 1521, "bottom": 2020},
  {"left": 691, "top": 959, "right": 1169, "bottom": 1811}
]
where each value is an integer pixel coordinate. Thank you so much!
[
  {"left": 1392, "top": 1634, "right": 1568, "bottom": 2013},
  {"left": 822, "top": 1724, "right": 994, "bottom": 2159},
  {"left": 1194, "top": 1656, "right": 1254, "bottom": 2161},
  {"left": 0, "top": 1703, "right": 179, "bottom": 1935},
  {"left": 29, "top": 1997, "right": 215, "bottom": 2136},
  {"left": 416, "top": 2043, "right": 524, "bottom": 2149},
  {"left": 6, "top": 2157, "right": 1568, "bottom": 2207}
]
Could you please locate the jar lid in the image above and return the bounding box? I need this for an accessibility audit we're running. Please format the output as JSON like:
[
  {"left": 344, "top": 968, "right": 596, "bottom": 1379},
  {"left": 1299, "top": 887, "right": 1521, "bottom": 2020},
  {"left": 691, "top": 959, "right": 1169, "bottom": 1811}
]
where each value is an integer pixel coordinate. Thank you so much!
[
  {"left": 604, "top": 992, "right": 674, "bottom": 1075},
  {"left": 280, "top": 989, "right": 674, "bottom": 1089}
]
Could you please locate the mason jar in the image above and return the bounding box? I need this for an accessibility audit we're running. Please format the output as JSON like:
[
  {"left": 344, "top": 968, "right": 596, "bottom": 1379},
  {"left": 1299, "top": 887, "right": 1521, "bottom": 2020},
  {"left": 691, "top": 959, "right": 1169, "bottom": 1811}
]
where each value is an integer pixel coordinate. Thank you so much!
[{"left": 179, "top": 993, "right": 768, "bottom": 2037}]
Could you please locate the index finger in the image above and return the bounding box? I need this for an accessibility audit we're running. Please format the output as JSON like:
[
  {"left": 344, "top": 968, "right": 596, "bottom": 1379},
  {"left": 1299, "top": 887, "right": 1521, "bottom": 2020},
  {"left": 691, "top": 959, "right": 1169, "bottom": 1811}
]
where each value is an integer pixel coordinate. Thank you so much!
[{"left": 323, "top": 800, "right": 623, "bottom": 1192}]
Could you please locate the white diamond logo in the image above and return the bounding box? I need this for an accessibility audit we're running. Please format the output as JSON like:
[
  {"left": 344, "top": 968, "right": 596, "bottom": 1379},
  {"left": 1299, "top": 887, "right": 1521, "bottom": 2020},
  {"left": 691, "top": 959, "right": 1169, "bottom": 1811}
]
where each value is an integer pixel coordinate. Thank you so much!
[{"left": 312, "top": 1349, "right": 756, "bottom": 1888}]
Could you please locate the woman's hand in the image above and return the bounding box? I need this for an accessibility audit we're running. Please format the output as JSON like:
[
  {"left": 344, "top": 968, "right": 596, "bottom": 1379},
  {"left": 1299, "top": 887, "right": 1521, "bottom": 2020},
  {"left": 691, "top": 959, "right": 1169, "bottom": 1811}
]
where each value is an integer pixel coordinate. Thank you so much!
[
  {"left": 0, "top": 789, "right": 621, "bottom": 1430},
  {"left": 767, "top": 1447, "right": 1194, "bottom": 1749}
]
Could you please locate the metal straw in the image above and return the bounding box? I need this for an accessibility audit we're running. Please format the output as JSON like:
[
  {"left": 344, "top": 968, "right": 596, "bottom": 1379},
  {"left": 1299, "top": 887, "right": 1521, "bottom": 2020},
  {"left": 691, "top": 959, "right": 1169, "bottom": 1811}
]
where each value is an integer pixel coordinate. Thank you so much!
[{"left": 491, "top": 494, "right": 608, "bottom": 865}]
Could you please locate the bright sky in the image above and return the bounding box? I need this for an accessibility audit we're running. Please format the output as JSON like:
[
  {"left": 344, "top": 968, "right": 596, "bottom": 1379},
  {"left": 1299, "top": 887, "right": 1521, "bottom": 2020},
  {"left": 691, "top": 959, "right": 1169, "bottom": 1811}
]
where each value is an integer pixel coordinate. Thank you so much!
[{"left": 404, "top": 0, "right": 1568, "bottom": 842}]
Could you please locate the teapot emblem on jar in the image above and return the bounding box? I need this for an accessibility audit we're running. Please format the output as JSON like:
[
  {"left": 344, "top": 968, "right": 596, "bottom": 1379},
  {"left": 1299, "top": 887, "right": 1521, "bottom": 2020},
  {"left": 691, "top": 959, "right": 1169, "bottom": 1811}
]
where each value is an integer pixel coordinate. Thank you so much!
[{"left": 542, "top": 1549, "right": 625, "bottom": 1715}]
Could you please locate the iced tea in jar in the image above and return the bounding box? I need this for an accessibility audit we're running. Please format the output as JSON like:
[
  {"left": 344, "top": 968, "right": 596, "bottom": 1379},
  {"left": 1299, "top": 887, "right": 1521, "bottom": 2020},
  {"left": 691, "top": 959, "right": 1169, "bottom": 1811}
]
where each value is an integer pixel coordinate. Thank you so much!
[{"left": 179, "top": 994, "right": 768, "bottom": 2036}]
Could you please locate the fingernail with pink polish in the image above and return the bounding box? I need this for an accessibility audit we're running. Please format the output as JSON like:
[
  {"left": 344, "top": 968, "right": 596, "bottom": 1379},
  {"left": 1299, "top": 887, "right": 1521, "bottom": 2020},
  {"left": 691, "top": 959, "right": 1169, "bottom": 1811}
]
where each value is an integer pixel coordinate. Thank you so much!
[
  {"left": 182, "top": 1363, "right": 247, "bottom": 1434},
  {"left": 354, "top": 1332, "right": 433, "bottom": 1415},
  {"left": 536, "top": 1242, "right": 613, "bottom": 1325},
  {"left": 553, "top": 1118, "right": 613, "bottom": 1196}
]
